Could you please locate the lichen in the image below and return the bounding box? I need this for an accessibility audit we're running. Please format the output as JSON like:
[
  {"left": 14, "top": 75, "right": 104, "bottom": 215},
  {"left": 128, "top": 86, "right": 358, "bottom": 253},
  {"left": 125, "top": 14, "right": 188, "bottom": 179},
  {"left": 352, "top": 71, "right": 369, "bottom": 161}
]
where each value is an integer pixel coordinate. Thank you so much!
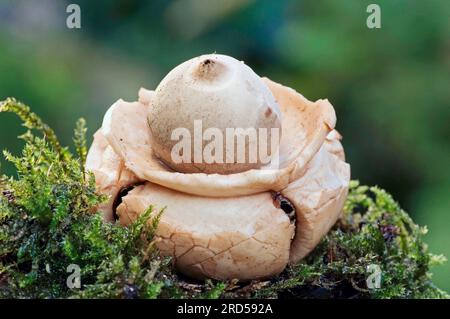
[{"left": 0, "top": 98, "right": 448, "bottom": 299}]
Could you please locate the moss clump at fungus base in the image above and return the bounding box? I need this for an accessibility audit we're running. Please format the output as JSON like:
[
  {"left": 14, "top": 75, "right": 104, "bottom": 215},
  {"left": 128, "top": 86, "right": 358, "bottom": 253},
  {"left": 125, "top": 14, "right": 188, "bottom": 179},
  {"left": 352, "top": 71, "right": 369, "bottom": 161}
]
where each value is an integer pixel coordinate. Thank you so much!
[{"left": 0, "top": 98, "right": 448, "bottom": 299}]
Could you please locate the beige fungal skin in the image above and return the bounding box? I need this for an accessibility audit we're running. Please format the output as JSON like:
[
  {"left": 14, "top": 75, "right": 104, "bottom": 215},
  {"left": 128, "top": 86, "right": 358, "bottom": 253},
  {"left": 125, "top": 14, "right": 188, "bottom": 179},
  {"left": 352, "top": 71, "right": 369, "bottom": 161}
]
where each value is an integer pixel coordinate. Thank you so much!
[
  {"left": 86, "top": 55, "right": 350, "bottom": 280},
  {"left": 85, "top": 130, "right": 140, "bottom": 221},
  {"left": 117, "top": 184, "right": 294, "bottom": 280},
  {"left": 148, "top": 54, "right": 282, "bottom": 174},
  {"left": 283, "top": 144, "right": 350, "bottom": 263}
]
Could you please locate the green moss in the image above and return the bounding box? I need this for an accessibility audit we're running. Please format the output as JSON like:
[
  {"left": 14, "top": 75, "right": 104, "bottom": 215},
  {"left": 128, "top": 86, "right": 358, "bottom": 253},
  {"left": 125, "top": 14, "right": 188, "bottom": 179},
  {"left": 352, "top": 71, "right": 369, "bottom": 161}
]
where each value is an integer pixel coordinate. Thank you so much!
[
  {"left": 248, "top": 182, "right": 448, "bottom": 299},
  {"left": 0, "top": 98, "right": 448, "bottom": 299}
]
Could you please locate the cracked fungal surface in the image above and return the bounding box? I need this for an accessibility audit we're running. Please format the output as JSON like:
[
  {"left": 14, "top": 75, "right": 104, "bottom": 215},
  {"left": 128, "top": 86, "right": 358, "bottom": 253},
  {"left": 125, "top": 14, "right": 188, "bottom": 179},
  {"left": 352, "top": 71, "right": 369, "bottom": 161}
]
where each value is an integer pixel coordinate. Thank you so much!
[
  {"left": 86, "top": 66, "right": 350, "bottom": 280},
  {"left": 117, "top": 183, "right": 294, "bottom": 280}
]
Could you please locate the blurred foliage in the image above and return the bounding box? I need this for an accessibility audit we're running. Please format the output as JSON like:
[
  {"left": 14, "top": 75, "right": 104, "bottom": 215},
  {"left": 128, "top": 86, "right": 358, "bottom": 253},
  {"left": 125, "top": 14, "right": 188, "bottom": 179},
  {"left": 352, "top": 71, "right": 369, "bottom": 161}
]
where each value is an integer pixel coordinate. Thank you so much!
[{"left": 0, "top": 0, "right": 449, "bottom": 290}]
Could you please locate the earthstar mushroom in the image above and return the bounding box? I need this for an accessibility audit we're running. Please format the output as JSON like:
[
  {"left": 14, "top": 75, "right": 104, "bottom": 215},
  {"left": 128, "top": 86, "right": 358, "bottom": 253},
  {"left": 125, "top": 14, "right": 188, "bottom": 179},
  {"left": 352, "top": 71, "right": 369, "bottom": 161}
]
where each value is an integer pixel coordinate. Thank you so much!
[{"left": 86, "top": 54, "right": 350, "bottom": 280}]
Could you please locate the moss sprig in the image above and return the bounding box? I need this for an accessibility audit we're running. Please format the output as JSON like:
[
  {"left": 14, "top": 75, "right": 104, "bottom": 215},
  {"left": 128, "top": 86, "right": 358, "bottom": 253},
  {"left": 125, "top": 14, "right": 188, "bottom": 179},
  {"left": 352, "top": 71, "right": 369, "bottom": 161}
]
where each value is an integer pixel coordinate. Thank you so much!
[
  {"left": 0, "top": 98, "right": 66, "bottom": 160},
  {"left": 73, "top": 118, "right": 88, "bottom": 176}
]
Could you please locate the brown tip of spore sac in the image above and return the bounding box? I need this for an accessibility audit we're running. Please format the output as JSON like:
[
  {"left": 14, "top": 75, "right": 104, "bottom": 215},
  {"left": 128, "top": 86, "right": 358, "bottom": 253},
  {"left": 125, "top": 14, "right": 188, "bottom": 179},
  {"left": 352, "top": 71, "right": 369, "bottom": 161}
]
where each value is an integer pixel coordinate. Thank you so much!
[
  {"left": 192, "top": 58, "right": 226, "bottom": 82},
  {"left": 265, "top": 107, "right": 273, "bottom": 118},
  {"left": 203, "top": 58, "right": 213, "bottom": 66}
]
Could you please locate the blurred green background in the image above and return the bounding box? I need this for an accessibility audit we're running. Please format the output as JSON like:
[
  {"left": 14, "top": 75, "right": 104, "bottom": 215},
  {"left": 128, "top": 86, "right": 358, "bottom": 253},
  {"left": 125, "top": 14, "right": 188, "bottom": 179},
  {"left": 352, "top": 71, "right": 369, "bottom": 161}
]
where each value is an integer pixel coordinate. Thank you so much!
[{"left": 0, "top": 0, "right": 449, "bottom": 290}]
